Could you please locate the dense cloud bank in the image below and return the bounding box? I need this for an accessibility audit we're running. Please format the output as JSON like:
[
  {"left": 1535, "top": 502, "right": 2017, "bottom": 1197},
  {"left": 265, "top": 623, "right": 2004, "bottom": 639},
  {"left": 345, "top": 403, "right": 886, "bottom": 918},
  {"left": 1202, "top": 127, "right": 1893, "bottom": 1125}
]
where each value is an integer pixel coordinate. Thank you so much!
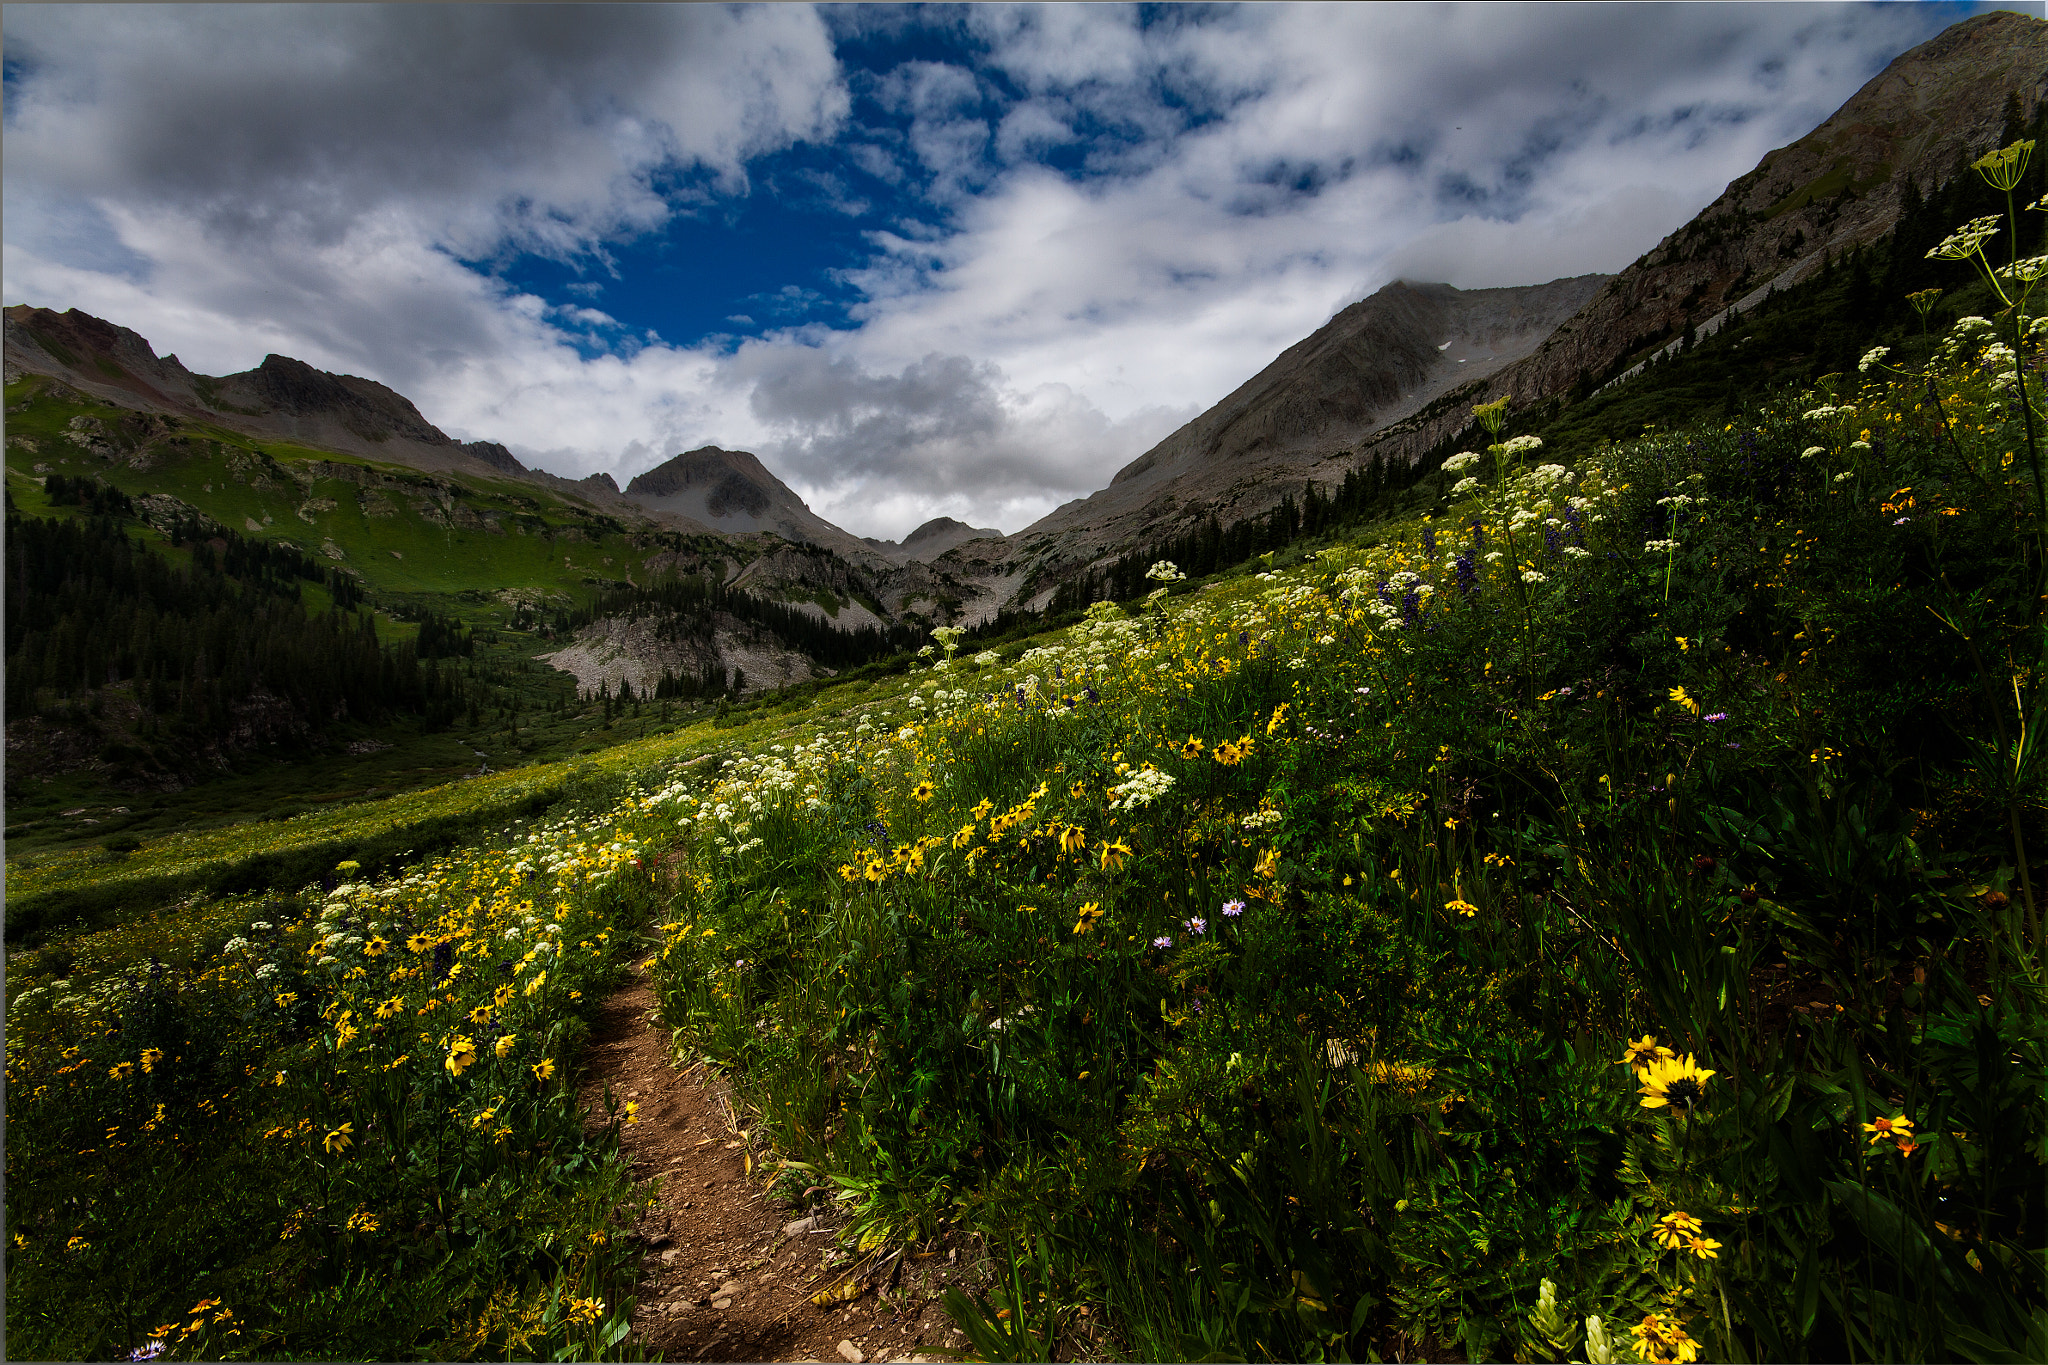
[{"left": 2, "top": 3, "right": 1959, "bottom": 538}]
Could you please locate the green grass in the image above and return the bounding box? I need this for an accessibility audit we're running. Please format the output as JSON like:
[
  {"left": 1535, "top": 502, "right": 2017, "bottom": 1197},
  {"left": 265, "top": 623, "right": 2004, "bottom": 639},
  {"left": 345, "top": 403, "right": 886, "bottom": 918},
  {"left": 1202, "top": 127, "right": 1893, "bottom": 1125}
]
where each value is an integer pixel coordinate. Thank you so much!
[
  {"left": 632, "top": 320, "right": 2048, "bottom": 1364},
  {"left": 8, "top": 175, "right": 2047, "bottom": 1363},
  {"left": 4, "top": 375, "right": 682, "bottom": 607}
]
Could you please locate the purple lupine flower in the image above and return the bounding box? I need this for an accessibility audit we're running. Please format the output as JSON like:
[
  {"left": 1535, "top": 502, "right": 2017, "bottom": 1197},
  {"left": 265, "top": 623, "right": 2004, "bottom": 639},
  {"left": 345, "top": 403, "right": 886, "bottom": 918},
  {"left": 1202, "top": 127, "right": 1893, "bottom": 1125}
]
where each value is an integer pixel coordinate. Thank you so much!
[
  {"left": 1453, "top": 554, "right": 1478, "bottom": 597},
  {"left": 1421, "top": 526, "right": 1437, "bottom": 557}
]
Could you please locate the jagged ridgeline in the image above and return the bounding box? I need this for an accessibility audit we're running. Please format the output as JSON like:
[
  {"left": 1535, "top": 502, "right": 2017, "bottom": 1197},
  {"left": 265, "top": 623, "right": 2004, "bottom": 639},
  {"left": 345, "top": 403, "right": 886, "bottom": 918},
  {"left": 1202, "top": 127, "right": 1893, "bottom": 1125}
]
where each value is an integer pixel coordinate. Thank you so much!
[
  {"left": 5, "top": 484, "right": 468, "bottom": 760},
  {"left": 1028, "top": 92, "right": 2048, "bottom": 625},
  {"left": 564, "top": 572, "right": 925, "bottom": 699}
]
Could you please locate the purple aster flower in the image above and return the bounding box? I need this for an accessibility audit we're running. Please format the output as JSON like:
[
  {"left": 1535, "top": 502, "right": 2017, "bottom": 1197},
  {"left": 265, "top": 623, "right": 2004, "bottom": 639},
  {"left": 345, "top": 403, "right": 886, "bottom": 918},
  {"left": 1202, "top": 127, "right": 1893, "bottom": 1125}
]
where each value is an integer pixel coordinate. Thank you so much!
[
  {"left": 1704, "top": 712, "right": 1728, "bottom": 723},
  {"left": 126, "top": 1344, "right": 167, "bottom": 1362},
  {"left": 1184, "top": 917, "right": 1207, "bottom": 936},
  {"left": 1152, "top": 935, "right": 1174, "bottom": 950},
  {"left": 1221, "top": 900, "right": 1245, "bottom": 918}
]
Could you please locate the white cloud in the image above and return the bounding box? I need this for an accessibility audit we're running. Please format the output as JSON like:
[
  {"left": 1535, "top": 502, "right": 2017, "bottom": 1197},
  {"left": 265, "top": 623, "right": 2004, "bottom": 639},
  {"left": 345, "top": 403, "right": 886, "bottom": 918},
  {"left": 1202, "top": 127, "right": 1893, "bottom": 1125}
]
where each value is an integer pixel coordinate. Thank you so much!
[{"left": 2, "top": 2, "right": 1975, "bottom": 541}]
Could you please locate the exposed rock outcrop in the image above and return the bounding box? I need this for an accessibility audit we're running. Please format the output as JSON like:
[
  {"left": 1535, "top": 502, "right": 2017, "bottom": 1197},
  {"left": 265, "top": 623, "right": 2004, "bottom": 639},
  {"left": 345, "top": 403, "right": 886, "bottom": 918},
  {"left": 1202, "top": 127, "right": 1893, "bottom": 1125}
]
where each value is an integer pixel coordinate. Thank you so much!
[{"left": 536, "top": 611, "right": 822, "bottom": 700}]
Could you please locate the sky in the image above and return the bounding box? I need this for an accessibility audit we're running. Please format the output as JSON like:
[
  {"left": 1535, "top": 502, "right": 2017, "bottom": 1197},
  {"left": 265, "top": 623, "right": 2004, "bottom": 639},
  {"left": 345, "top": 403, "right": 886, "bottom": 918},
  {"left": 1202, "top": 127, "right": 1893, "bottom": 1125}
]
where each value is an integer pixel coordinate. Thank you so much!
[{"left": 1, "top": 2, "right": 2012, "bottom": 539}]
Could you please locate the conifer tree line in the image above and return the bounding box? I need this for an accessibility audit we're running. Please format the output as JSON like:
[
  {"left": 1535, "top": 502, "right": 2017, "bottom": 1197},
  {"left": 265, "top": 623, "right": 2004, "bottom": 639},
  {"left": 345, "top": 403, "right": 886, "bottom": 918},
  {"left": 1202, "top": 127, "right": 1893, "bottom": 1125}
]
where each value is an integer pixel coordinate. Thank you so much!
[{"left": 6, "top": 491, "right": 464, "bottom": 741}]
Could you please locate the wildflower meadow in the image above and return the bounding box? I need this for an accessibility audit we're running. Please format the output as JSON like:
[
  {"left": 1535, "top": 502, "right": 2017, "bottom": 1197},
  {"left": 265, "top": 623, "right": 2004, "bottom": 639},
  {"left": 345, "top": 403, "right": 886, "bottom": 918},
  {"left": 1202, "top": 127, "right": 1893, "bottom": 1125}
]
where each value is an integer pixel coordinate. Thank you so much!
[{"left": 6, "top": 144, "right": 2045, "bottom": 1363}]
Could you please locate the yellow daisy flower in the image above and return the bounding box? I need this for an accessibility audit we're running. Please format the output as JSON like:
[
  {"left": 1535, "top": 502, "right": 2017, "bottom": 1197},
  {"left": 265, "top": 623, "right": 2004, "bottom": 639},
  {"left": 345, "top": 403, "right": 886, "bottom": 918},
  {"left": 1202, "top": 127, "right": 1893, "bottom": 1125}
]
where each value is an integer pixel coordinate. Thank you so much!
[{"left": 1637, "top": 1055, "right": 1715, "bottom": 1113}]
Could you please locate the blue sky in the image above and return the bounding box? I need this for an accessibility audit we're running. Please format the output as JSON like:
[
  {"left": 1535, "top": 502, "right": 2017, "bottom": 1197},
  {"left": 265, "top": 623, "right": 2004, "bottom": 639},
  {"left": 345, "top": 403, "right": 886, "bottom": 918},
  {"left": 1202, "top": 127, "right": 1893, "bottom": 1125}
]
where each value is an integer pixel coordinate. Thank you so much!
[{"left": 1, "top": 2, "right": 2008, "bottom": 538}]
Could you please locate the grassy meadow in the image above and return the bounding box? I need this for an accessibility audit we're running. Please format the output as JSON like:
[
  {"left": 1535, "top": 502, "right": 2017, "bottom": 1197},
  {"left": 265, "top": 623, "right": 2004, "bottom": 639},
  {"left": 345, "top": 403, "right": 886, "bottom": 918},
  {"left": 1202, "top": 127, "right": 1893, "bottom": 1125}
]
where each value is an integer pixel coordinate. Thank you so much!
[{"left": 6, "top": 162, "right": 2046, "bottom": 1362}]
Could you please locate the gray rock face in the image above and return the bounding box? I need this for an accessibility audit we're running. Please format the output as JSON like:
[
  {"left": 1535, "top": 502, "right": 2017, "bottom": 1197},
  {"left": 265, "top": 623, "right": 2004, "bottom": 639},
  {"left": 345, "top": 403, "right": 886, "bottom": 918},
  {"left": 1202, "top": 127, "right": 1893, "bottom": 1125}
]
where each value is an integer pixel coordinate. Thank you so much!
[
  {"left": 620, "top": 446, "right": 896, "bottom": 566},
  {"left": 961, "top": 273, "right": 1608, "bottom": 604},
  {"left": 464, "top": 441, "right": 529, "bottom": 475}
]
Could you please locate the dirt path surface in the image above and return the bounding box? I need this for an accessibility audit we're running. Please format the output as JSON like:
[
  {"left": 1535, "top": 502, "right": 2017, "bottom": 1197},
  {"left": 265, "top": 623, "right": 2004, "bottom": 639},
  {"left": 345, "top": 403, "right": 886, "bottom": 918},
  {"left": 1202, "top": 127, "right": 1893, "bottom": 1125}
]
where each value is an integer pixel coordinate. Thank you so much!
[{"left": 577, "top": 962, "right": 980, "bottom": 1363}]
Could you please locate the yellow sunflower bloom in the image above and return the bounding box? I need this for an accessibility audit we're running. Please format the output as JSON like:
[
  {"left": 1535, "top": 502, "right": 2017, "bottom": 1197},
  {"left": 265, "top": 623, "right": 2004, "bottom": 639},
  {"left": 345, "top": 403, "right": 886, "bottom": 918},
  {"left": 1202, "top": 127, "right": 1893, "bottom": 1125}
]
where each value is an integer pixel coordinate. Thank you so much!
[
  {"left": 1628, "top": 1310, "right": 1700, "bottom": 1363},
  {"left": 1616, "top": 1035, "right": 1675, "bottom": 1070},
  {"left": 1652, "top": 1211, "right": 1704, "bottom": 1249},
  {"left": 323, "top": 1122, "right": 354, "bottom": 1155},
  {"left": 1637, "top": 1055, "right": 1716, "bottom": 1113}
]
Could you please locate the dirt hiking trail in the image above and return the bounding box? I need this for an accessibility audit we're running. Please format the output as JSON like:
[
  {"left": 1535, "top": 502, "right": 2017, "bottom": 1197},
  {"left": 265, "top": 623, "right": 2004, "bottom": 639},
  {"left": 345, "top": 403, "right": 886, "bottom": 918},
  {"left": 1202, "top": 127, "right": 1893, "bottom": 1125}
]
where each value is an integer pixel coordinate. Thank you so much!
[{"left": 577, "top": 961, "right": 983, "bottom": 1363}]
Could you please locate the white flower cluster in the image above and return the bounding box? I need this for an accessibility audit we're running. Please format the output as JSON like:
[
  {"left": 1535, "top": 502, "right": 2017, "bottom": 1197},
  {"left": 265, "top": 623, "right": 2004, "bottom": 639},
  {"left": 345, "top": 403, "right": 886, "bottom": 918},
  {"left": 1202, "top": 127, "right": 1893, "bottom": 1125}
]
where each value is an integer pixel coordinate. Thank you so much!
[
  {"left": 1927, "top": 215, "right": 2000, "bottom": 261},
  {"left": 1144, "top": 560, "right": 1186, "bottom": 584},
  {"left": 1442, "top": 451, "right": 1482, "bottom": 473},
  {"left": 1107, "top": 766, "right": 1176, "bottom": 811},
  {"left": 1940, "top": 316, "right": 1998, "bottom": 365}
]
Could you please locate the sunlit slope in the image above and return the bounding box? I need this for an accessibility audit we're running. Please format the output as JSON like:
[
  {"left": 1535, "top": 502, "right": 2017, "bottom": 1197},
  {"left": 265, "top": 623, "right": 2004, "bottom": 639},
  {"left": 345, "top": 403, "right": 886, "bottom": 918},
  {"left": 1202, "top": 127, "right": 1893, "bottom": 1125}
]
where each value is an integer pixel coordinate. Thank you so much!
[{"left": 4, "top": 374, "right": 697, "bottom": 603}]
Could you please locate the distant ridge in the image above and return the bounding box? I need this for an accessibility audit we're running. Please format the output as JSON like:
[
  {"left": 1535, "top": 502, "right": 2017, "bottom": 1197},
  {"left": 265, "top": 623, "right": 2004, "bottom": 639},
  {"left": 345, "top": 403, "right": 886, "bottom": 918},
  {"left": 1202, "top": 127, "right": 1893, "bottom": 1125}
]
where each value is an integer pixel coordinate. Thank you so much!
[
  {"left": 983, "top": 273, "right": 1610, "bottom": 596},
  {"left": 621, "top": 446, "right": 888, "bottom": 564},
  {"left": 0, "top": 305, "right": 675, "bottom": 524},
  {"left": 862, "top": 516, "right": 1005, "bottom": 565}
]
